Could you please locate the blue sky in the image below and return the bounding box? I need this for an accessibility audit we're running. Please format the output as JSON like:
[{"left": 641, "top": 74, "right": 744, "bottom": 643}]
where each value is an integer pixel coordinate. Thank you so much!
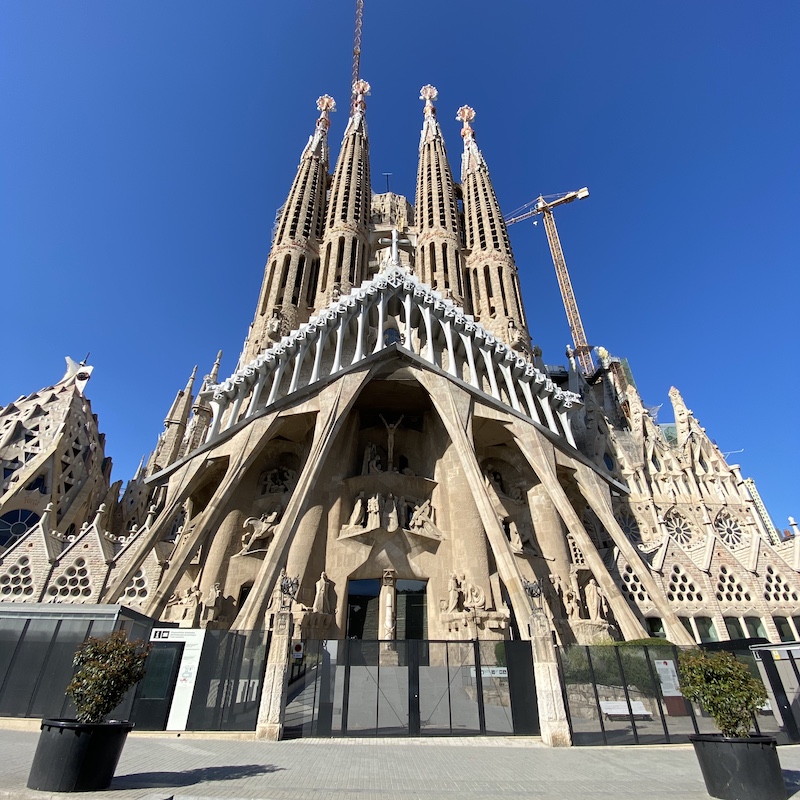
[{"left": 1, "top": 2, "right": 797, "bottom": 528}]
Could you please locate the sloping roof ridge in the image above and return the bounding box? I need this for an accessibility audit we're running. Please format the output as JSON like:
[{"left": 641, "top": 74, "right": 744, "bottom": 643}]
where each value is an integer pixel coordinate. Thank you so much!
[{"left": 213, "top": 266, "right": 540, "bottom": 394}]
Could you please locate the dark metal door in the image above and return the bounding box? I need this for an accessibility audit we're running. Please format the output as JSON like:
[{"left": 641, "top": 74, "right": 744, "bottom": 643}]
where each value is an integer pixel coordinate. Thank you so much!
[{"left": 130, "top": 641, "right": 184, "bottom": 730}]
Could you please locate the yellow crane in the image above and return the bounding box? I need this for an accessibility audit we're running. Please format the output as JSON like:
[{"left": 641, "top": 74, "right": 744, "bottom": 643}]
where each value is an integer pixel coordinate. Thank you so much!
[{"left": 505, "top": 188, "right": 593, "bottom": 374}]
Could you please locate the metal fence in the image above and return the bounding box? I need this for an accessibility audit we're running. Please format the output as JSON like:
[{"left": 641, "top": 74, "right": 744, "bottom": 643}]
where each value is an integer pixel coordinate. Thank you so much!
[
  {"left": 557, "top": 643, "right": 787, "bottom": 746},
  {"left": 284, "top": 638, "right": 538, "bottom": 738}
]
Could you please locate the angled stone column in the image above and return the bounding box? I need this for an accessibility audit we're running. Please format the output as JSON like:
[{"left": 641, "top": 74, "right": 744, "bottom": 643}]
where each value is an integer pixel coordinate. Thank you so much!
[
  {"left": 255, "top": 610, "right": 293, "bottom": 740},
  {"left": 234, "top": 367, "right": 376, "bottom": 630},
  {"left": 530, "top": 608, "right": 571, "bottom": 747},
  {"left": 510, "top": 421, "right": 649, "bottom": 641}
]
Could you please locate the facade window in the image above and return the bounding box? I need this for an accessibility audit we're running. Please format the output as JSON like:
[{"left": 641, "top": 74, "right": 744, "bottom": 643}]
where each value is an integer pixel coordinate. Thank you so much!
[
  {"left": 0, "top": 509, "right": 40, "bottom": 548},
  {"left": 724, "top": 617, "right": 744, "bottom": 640},
  {"left": 646, "top": 617, "right": 665, "bottom": 638},
  {"left": 773, "top": 616, "right": 796, "bottom": 643},
  {"left": 694, "top": 616, "right": 719, "bottom": 643},
  {"left": 744, "top": 616, "right": 768, "bottom": 639}
]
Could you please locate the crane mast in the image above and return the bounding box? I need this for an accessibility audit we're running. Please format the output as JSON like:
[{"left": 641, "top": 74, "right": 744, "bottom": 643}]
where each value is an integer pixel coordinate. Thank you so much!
[
  {"left": 351, "top": 0, "right": 364, "bottom": 109},
  {"left": 540, "top": 207, "right": 594, "bottom": 374},
  {"left": 505, "top": 187, "right": 593, "bottom": 374}
]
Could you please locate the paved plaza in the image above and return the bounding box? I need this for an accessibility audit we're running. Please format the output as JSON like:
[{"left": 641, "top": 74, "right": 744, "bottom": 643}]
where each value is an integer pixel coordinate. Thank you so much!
[{"left": 3, "top": 727, "right": 800, "bottom": 800}]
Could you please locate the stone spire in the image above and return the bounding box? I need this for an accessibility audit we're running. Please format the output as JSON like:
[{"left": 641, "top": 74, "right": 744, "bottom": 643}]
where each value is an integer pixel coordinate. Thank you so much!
[
  {"left": 181, "top": 351, "right": 222, "bottom": 455},
  {"left": 314, "top": 80, "right": 372, "bottom": 306},
  {"left": 242, "top": 96, "right": 335, "bottom": 364},
  {"left": 147, "top": 366, "right": 196, "bottom": 473},
  {"left": 458, "top": 106, "right": 529, "bottom": 352},
  {"left": 414, "top": 86, "right": 468, "bottom": 307}
]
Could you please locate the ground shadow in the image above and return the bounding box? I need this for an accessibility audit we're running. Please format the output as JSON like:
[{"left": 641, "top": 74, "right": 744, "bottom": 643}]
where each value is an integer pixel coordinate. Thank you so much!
[
  {"left": 785, "top": 768, "right": 800, "bottom": 797},
  {"left": 112, "top": 763, "right": 284, "bottom": 789}
]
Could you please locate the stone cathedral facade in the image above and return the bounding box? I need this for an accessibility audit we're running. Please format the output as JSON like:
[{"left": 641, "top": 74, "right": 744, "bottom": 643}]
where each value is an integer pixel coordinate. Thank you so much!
[{"left": 1, "top": 83, "right": 798, "bottom": 652}]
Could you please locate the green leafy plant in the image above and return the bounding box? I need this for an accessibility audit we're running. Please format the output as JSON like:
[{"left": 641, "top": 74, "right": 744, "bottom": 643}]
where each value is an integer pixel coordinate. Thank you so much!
[
  {"left": 66, "top": 630, "right": 151, "bottom": 723},
  {"left": 678, "top": 649, "right": 767, "bottom": 738}
]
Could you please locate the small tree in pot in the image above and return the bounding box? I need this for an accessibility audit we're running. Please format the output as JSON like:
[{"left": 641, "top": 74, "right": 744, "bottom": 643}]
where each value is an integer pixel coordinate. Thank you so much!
[
  {"left": 27, "top": 630, "right": 151, "bottom": 793},
  {"left": 679, "top": 650, "right": 786, "bottom": 800}
]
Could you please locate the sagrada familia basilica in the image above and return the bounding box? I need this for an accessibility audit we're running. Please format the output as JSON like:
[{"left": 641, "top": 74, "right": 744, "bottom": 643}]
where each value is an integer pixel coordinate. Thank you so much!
[{"left": 2, "top": 78, "right": 798, "bottom": 655}]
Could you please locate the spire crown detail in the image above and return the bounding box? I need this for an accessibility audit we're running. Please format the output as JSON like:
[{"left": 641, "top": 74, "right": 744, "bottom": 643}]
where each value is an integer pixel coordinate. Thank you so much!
[
  {"left": 352, "top": 79, "right": 370, "bottom": 112},
  {"left": 456, "top": 105, "right": 476, "bottom": 137},
  {"left": 420, "top": 85, "right": 438, "bottom": 116},
  {"left": 315, "top": 94, "right": 336, "bottom": 131}
]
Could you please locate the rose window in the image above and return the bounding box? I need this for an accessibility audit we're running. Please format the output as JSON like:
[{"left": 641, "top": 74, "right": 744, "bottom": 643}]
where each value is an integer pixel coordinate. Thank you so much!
[
  {"left": 616, "top": 511, "right": 641, "bottom": 544},
  {"left": 714, "top": 514, "right": 746, "bottom": 549},
  {"left": 665, "top": 514, "right": 694, "bottom": 546}
]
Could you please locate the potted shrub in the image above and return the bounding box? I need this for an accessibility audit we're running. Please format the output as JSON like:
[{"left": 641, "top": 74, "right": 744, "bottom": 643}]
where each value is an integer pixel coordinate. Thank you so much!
[
  {"left": 679, "top": 649, "right": 786, "bottom": 800},
  {"left": 27, "top": 629, "right": 151, "bottom": 792}
]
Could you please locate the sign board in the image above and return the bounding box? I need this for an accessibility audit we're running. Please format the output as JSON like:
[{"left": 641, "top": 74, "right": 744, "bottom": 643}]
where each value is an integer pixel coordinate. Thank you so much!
[
  {"left": 149, "top": 628, "right": 206, "bottom": 730},
  {"left": 292, "top": 641, "right": 304, "bottom": 660},
  {"left": 469, "top": 666, "right": 508, "bottom": 678},
  {"left": 654, "top": 659, "right": 682, "bottom": 697}
]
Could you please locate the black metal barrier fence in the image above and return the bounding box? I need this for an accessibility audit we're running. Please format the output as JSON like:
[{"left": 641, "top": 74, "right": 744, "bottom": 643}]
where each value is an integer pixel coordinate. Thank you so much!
[
  {"left": 0, "top": 607, "right": 152, "bottom": 720},
  {"left": 557, "top": 643, "right": 789, "bottom": 746},
  {"left": 284, "top": 638, "right": 538, "bottom": 738}
]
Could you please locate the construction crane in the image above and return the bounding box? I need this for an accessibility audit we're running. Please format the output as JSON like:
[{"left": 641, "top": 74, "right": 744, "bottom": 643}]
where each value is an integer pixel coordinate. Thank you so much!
[
  {"left": 505, "top": 188, "right": 593, "bottom": 374},
  {"left": 351, "top": 0, "right": 364, "bottom": 111}
]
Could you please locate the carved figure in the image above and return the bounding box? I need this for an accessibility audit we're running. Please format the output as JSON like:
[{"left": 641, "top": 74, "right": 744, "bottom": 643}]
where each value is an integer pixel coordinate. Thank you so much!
[
  {"left": 362, "top": 442, "right": 376, "bottom": 476},
  {"left": 368, "top": 451, "right": 383, "bottom": 474},
  {"left": 348, "top": 492, "right": 366, "bottom": 527},
  {"left": 409, "top": 498, "right": 433, "bottom": 531},
  {"left": 266, "top": 308, "right": 283, "bottom": 341},
  {"left": 312, "top": 571, "right": 333, "bottom": 614},
  {"left": 201, "top": 583, "right": 221, "bottom": 626},
  {"left": 383, "top": 493, "right": 399, "bottom": 532},
  {"left": 396, "top": 495, "right": 407, "bottom": 529},
  {"left": 379, "top": 414, "right": 404, "bottom": 472},
  {"left": 463, "top": 581, "right": 486, "bottom": 611},
  {"left": 366, "top": 494, "right": 382, "bottom": 529},
  {"left": 550, "top": 573, "right": 565, "bottom": 606},
  {"left": 564, "top": 589, "right": 581, "bottom": 621},
  {"left": 447, "top": 572, "right": 462, "bottom": 613},
  {"left": 585, "top": 578, "right": 608, "bottom": 622},
  {"left": 180, "top": 583, "right": 202, "bottom": 625},
  {"left": 240, "top": 507, "right": 280, "bottom": 555},
  {"left": 509, "top": 520, "right": 524, "bottom": 552}
]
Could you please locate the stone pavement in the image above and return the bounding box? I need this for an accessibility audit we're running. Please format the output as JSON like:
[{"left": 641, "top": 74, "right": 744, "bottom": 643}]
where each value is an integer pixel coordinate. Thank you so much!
[{"left": 3, "top": 728, "right": 800, "bottom": 800}]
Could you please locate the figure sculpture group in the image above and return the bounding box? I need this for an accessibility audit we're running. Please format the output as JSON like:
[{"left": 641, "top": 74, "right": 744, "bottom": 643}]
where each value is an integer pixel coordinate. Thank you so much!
[
  {"left": 550, "top": 572, "right": 609, "bottom": 622},
  {"left": 445, "top": 572, "right": 486, "bottom": 613},
  {"left": 346, "top": 491, "right": 436, "bottom": 536}
]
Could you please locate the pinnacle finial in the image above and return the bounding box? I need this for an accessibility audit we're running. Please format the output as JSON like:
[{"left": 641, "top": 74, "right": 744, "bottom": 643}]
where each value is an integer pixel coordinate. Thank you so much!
[
  {"left": 456, "top": 105, "right": 476, "bottom": 137},
  {"left": 316, "top": 95, "right": 336, "bottom": 130},
  {"left": 420, "top": 85, "right": 438, "bottom": 116},
  {"left": 352, "top": 79, "right": 370, "bottom": 113}
]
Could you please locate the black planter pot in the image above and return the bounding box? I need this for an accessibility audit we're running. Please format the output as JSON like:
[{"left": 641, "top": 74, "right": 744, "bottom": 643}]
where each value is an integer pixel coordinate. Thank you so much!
[
  {"left": 689, "top": 733, "right": 786, "bottom": 800},
  {"left": 27, "top": 718, "right": 134, "bottom": 792}
]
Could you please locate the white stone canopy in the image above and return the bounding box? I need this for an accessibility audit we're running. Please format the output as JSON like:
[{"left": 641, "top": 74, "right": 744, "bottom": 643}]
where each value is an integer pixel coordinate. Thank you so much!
[{"left": 202, "top": 265, "right": 581, "bottom": 447}]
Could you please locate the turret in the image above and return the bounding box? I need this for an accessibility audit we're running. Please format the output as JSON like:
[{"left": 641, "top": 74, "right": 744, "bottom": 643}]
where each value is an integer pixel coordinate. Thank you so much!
[
  {"left": 458, "top": 106, "right": 529, "bottom": 351},
  {"left": 242, "top": 96, "right": 335, "bottom": 364},
  {"left": 181, "top": 350, "right": 222, "bottom": 455},
  {"left": 315, "top": 80, "right": 372, "bottom": 306},
  {"left": 414, "top": 86, "right": 467, "bottom": 307},
  {"left": 146, "top": 366, "right": 196, "bottom": 473}
]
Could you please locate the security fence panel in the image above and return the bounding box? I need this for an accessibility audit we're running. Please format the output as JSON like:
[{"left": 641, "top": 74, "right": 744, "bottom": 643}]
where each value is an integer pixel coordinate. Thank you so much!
[{"left": 478, "top": 640, "right": 513, "bottom": 735}]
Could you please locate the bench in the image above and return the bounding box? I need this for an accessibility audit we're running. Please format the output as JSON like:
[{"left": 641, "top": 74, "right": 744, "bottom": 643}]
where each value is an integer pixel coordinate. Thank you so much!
[{"left": 599, "top": 700, "right": 653, "bottom": 721}]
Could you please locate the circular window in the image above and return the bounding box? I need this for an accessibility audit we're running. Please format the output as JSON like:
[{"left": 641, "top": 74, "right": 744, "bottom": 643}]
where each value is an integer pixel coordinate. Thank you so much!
[
  {"left": 665, "top": 514, "right": 695, "bottom": 546},
  {"left": 715, "top": 514, "right": 746, "bottom": 548},
  {"left": 0, "top": 509, "right": 40, "bottom": 548},
  {"left": 617, "top": 511, "right": 641, "bottom": 544}
]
